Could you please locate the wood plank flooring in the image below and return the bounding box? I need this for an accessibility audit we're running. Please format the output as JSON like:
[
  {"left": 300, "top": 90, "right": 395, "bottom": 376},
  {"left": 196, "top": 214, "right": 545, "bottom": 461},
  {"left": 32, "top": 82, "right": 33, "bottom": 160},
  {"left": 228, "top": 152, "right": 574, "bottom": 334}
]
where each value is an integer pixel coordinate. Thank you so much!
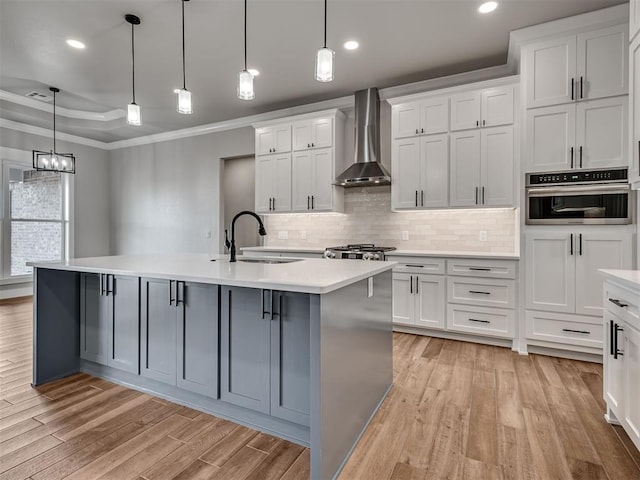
[{"left": 1, "top": 296, "right": 639, "bottom": 479}]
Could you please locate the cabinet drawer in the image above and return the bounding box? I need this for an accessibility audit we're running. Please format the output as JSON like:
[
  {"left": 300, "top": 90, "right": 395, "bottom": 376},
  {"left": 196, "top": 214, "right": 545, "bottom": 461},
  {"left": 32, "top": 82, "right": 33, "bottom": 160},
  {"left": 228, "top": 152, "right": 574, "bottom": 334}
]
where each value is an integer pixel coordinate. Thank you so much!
[
  {"left": 447, "top": 259, "right": 517, "bottom": 279},
  {"left": 447, "top": 304, "right": 514, "bottom": 339},
  {"left": 447, "top": 277, "right": 515, "bottom": 309},
  {"left": 604, "top": 282, "right": 640, "bottom": 326},
  {"left": 389, "top": 256, "right": 446, "bottom": 275},
  {"left": 525, "top": 310, "right": 603, "bottom": 348}
]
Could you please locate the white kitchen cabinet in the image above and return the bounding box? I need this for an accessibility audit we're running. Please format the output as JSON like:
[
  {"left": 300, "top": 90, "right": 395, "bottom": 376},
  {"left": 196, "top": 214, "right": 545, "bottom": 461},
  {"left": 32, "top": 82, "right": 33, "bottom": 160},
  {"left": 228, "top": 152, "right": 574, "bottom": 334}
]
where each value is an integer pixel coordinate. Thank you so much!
[
  {"left": 450, "top": 127, "right": 513, "bottom": 207},
  {"left": 525, "top": 96, "right": 627, "bottom": 172},
  {"left": 450, "top": 86, "right": 514, "bottom": 131},
  {"left": 255, "top": 153, "right": 292, "bottom": 213},
  {"left": 392, "top": 134, "right": 448, "bottom": 210},
  {"left": 292, "top": 148, "right": 334, "bottom": 212},
  {"left": 623, "top": 321, "right": 640, "bottom": 448},
  {"left": 630, "top": 35, "right": 640, "bottom": 187},
  {"left": 523, "top": 24, "right": 628, "bottom": 108},
  {"left": 392, "top": 97, "right": 449, "bottom": 139},
  {"left": 392, "top": 272, "right": 445, "bottom": 329},
  {"left": 292, "top": 117, "right": 333, "bottom": 151},
  {"left": 604, "top": 309, "right": 625, "bottom": 416},
  {"left": 632, "top": 0, "right": 640, "bottom": 42},
  {"left": 256, "top": 124, "right": 291, "bottom": 156}
]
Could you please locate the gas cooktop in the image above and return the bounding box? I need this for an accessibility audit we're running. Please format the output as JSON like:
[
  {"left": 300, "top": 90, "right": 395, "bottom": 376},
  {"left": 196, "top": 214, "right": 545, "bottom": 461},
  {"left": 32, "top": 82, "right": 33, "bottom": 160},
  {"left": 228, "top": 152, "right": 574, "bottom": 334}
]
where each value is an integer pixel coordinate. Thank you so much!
[{"left": 323, "top": 244, "right": 396, "bottom": 261}]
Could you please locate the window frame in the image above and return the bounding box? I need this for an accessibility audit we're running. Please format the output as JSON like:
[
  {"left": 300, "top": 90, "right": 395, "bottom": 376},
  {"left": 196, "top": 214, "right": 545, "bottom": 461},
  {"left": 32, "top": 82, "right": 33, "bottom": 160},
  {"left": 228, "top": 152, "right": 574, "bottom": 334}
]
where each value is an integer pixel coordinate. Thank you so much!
[{"left": 0, "top": 147, "right": 74, "bottom": 284}]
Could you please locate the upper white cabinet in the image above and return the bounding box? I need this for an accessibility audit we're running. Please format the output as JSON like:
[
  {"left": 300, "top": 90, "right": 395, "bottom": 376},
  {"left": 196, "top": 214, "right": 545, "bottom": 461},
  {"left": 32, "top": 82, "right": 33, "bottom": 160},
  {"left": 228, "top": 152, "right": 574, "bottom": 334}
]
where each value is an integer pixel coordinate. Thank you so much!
[
  {"left": 523, "top": 24, "right": 628, "bottom": 108},
  {"left": 292, "top": 117, "right": 333, "bottom": 151},
  {"left": 525, "top": 96, "right": 628, "bottom": 172},
  {"left": 450, "top": 86, "right": 514, "bottom": 131},
  {"left": 632, "top": 0, "right": 640, "bottom": 41},
  {"left": 256, "top": 124, "right": 291, "bottom": 156},
  {"left": 630, "top": 32, "right": 640, "bottom": 187},
  {"left": 392, "top": 97, "right": 449, "bottom": 139},
  {"left": 253, "top": 109, "right": 344, "bottom": 214}
]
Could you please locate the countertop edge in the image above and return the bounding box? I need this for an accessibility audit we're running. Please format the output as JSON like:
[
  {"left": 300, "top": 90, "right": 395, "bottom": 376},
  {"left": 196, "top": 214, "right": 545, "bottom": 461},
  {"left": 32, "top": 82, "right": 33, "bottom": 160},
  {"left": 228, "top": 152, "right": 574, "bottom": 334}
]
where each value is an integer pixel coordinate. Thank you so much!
[{"left": 599, "top": 269, "right": 640, "bottom": 290}]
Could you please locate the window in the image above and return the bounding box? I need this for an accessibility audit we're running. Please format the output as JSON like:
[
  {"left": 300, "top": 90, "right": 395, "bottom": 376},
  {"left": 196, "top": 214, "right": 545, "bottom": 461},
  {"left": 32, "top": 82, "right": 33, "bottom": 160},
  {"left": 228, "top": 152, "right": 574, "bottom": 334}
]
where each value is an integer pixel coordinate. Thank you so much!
[{"left": 1, "top": 148, "right": 72, "bottom": 281}]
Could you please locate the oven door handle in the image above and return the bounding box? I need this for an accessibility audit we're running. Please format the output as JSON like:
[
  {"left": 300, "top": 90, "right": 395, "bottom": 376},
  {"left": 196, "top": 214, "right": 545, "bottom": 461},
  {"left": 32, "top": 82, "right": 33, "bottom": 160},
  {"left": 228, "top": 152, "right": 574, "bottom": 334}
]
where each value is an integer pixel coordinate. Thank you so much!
[{"left": 526, "top": 184, "right": 630, "bottom": 196}]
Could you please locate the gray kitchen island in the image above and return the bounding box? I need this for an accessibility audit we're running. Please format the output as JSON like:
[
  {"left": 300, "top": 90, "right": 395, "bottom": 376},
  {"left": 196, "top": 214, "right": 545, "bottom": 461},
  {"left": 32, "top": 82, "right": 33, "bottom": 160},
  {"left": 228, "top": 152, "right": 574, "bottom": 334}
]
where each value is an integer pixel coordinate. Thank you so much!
[{"left": 30, "top": 254, "right": 394, "bottom": 480}]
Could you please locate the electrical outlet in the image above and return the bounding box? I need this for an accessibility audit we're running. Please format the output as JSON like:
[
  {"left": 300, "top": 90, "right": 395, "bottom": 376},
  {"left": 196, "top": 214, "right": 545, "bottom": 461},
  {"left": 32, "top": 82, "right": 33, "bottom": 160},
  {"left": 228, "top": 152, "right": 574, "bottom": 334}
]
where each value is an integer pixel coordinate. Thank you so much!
[
  {"left": 278, "top": 231, "right": 289, "bottom": 240},
  {"left": 300, "top": 230, "right": 307, "bottom": 240},
  {"left": 205, "top": 230, "right": 212, "bottom": 239},
  {"left": 401, "top": 231, "right": 409, "bottom": 241},
  {"left": 479, "top": 230, "right": 488, "bottom": 242}
]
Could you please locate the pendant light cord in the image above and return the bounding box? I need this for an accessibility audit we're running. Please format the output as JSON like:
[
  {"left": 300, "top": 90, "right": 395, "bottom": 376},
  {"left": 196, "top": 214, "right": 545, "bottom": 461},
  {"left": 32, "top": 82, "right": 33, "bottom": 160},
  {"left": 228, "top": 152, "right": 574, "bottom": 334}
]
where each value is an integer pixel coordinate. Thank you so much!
[
  {"left": 52, "top": 89, "right": 57, "bottom": 153},
  {"left": 323, "top": 0, "right": 327, "bottom": 48},
  {"left": 244, "top": 0, "right": 247, "bottom": 71},
  {"left": 131, "top": 22, "right": 136, "bottom": 104},
  {"left": 182, "top": 0, "right": 186, "bottom": 89}
]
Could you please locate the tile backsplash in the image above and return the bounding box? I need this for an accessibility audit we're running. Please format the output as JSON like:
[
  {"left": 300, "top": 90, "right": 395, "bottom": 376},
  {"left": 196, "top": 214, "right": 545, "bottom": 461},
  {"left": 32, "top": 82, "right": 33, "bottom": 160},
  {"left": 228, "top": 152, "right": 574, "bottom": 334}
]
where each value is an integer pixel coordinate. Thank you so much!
[{"left": 263, "top": 187, "right": 518, "bottom": 253}]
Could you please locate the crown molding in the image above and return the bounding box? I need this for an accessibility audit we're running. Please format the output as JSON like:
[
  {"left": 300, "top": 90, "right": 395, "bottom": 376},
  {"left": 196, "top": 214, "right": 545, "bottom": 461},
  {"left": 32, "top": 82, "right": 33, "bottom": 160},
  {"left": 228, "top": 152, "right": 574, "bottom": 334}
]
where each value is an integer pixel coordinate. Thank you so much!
[
  {"left": 0, "top": 90, "right": 125, "bottom": 121},
  {"left": 0, "top": 118, "right": 109, "bottom": 150}
]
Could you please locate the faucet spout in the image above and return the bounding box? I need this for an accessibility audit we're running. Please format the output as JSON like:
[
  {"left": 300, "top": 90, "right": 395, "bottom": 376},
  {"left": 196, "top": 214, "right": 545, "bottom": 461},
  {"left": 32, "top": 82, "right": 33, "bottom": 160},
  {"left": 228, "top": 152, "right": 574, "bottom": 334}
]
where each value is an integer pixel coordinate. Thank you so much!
[{"left": 229, "top": 210, "right": 267, "bottom": 262}]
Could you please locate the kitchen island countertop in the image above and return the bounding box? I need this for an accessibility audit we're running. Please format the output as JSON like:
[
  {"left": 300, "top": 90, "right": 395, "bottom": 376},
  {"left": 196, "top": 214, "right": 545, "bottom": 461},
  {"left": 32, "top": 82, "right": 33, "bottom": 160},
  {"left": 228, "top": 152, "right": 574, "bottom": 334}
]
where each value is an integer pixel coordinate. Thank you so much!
[{"left": 599, "top": 269, "right": 640, "bottom": 291}]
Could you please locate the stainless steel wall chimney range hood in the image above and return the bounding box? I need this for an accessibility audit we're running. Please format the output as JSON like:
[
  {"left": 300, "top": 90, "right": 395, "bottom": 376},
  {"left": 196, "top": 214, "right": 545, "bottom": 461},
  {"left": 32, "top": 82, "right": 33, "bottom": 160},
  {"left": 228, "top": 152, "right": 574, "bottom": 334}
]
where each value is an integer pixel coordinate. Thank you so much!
[{"left": 335, "top": 88, "right": 391, "bottom": 187}]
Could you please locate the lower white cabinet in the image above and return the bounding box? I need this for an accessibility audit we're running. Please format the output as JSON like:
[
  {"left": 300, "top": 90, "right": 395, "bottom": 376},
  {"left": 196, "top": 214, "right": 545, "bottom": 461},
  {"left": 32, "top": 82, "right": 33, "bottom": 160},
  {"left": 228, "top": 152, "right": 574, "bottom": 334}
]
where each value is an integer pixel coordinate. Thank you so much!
[
  {"left": 392, "top": 272, "right": 445, "bottom": 329},
  {"left": 447, "top": 304, "right": 515, "bottom": 339},
  {"left": 603, "top": 277, "right": 640, "bottom": 451}
]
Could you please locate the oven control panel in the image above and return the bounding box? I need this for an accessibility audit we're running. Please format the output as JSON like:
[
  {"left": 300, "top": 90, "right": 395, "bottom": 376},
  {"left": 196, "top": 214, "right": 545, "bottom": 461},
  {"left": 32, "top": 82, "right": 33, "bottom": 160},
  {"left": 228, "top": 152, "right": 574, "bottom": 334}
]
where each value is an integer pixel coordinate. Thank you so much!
[{"left": 527, "top": 168, "right": 628, "bottom": 186}]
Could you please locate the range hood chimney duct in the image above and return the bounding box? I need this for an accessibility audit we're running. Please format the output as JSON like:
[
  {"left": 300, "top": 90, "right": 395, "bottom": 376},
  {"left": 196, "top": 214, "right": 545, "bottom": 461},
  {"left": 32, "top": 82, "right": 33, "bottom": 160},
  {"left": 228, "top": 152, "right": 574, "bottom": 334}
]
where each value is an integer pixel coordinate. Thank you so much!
[{"left": 335, "top": 88, "right": 391, "bottom": 187}]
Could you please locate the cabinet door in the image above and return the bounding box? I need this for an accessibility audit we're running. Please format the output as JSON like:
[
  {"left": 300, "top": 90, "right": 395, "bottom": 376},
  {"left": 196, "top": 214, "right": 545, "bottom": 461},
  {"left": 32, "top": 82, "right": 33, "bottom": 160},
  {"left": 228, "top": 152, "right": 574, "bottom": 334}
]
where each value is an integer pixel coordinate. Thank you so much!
[
  {"left": 623, "top": 323, "right": 640, "bottom": 450},
  {"left": 292, "top": 121, "right": 313, "bottom": 151},
  {"left": 109, "top": 275, "right": 140, "bottom": 374},
  {"left": 632, "top": 0, "right": 640, "bottom": 42},
  {"left": 255, "top": 156, "right": 274, "bottom": 213},
  {"left": 449, "top": 131, "right": 481, "bottom": 207},
  {"left": 420, "top": 134, "right": 449, "bottom": 208},
  {"left": 575, "top": 231, "right": 632, "bottom": 316},
  {"left": 140, "top": 278, "right": 177, "bottom": 385},
  {"left": 415, "top": 275, "right": 445, "bottom": 329},
  {"left": 256, "top": 127, "right": 274, "bottom": 156},
  {"left": 392, "top": 139, "right": 421, "bottom": 209},
  {"left": 176, "top": 282, "right": 218, "bottom": 397},
  {"left": 450, "top": 91, "right": 481, "bottom": 131},
  {"left": 577, "top": 25, "right": 628, "bottom": 101},
  {"left": 273, "top": 125, "right": 292, "bottom": 153},
  {"left": 525, "top": 232, "right": 575, "bottom": 313},
  {"left": 481, "top": 127, "right": 513, "bottom": 207},
  {"left": 392, "top": 273, "right": 414, "bottom": 325},
  {"left": 393, "top": 103, "right": 421, "bottom": 139},
  {"left": 630, "top": 36, "right": 640, "bottom": 186},
  {"left": 220, "top": 286, "right": 270, "bottom": 413},
  {"left": 604, "top": 310, "right": 624, "bottom": 418},
  {"left": 523, "top": 36, "right": 576, "bottom": 108},
  {"left": 273, "top": 154, "right": 292, "bottom": 212},
  {"left": 270, "top": 292, "right": 310, "bottom": 426},
  {"left": 420, "top": 97, "right": 449, "bottom": 135},
  {"left": 525, "top": 104, "right": 576, "bottom": 172},
  {"left": 310, "top": 149, "right": 333, "bottom": 211},
  {"left": 576, "top": 97, "right": 628, "bottom": 169},
  {"left": 292, "top": 152, "right": 314, "bottom": 211},
  {"left": 311, "top": 118, "right": 333, "bottom": 149},
  {"left": 481, "top": 86, "right": 514, "bottom": 127},
  {"left": 80, "top": 273, "right": 109, "bottom": 365}
]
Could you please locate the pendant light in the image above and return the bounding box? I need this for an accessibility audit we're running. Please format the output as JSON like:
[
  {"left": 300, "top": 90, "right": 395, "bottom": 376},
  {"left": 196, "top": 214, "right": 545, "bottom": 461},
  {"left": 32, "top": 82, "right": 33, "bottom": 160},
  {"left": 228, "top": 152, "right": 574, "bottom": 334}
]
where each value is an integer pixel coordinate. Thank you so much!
[
  {"left": 315, "top": 0, "right": 334, "bottom": 82},
  {"left": 125, "top": 14, "right": 142, "bottom": 125},
  {"left": 32, "top": 87, "right": 76, "bottom": 174},
  {"left": 177, "top": 0, "right": 192, "bottom": 114},
  {"left": 237, "top": 0, "right": 254, "bottom": 100}
]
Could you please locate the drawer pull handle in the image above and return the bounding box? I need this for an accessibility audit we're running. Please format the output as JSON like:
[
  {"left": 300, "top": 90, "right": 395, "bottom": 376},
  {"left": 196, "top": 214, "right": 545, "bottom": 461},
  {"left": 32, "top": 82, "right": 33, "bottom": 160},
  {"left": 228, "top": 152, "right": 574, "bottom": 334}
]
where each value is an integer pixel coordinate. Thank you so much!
[
  {"left": 608, "top": 298, "right": 628, "bottom": 308},
  {"left": 469, "top": 290, "right": 491, "bottom": 295},
  {"left": 469, "top": 267, "right": 491, "bottom": 272},
  {"left": 469, "top": 318, "right": 491, "bottom": 324},
  {"left": 405, "top": 264, "right": 425, "bottom": 268},
  {"left": 562, "top": 328, "right": 590, "bottom": 335}
]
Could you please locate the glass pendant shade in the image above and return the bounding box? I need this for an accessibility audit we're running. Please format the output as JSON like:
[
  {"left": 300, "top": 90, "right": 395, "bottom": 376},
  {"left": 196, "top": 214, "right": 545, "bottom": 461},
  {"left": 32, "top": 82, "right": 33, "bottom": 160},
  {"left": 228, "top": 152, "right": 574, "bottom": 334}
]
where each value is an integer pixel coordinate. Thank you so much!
[
  {"left": 127, "top": 103, "right": 141, "bottom": 126},
  {"left": 315, "top": 47, "right": 335, "bottom": 82},
  {"left": 177, "top": 88, "right": 193, "bottom": 114},
  {"left": 237, "top": 70, "right": 255, "bottom": 100}
]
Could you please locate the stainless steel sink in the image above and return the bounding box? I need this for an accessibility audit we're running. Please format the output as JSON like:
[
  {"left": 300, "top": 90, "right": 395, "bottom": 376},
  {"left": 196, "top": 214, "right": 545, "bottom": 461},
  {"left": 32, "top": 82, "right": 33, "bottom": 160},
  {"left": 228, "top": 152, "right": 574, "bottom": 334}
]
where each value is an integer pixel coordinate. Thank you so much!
[{"left": 237, "top": 258, "right": 302, "bottom": 264}]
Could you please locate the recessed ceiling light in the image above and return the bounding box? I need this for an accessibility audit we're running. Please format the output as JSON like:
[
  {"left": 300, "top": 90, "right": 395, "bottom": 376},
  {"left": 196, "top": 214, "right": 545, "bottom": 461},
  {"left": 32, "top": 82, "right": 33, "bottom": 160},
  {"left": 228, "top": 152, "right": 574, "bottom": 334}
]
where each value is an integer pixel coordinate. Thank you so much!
[
  {"left": 66, "top": 39, "right": 85, "bottom": 49},
  {"left": 248, "top": 69, "right": 260, "bottom": 77},
  {"left": 478, "top": 1, "right": 498, "bottom": 13},
  {"left": 344, "top": 40, "right": 359, "bottom": 50}
]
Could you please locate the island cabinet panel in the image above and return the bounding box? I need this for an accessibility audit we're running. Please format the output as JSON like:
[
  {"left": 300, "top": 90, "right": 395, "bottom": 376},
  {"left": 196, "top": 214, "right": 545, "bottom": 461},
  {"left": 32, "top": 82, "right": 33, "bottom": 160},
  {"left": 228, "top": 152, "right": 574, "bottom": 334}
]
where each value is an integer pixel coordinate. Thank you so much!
[
  {"left": 271, "top": 292, "right": 311, "bottom": 426},
  {"left": 220, "top": 286, "right": 271, "bottom": 414},
  {"left": 80, "top": 273, "right": 140, "bottom": 374}
]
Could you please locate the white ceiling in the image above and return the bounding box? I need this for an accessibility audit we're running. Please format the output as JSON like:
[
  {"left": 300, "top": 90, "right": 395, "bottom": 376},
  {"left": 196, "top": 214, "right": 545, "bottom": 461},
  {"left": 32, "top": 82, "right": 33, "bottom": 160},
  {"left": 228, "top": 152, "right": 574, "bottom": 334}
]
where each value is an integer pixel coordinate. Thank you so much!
[{"left": 0, "top": 0, "right": 627, "bottom": 143}]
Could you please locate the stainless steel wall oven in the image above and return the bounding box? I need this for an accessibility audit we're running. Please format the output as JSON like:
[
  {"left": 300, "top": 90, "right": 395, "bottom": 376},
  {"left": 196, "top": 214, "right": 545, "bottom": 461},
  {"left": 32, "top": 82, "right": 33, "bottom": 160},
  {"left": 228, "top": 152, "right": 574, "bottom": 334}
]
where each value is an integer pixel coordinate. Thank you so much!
[{"left": 525, "top": 168, "right": 633, "bottom": 225}]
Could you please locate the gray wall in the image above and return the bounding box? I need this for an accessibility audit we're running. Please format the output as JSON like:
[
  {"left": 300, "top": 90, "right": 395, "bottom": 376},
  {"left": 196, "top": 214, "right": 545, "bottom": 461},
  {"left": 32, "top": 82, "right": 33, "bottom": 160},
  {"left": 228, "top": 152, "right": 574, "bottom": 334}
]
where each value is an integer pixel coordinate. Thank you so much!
[
  {"left": 108, "top": 127, "right": 254, "bottom": 255},
  {"left": 0, "top": 127, "right": 110, "bottom": 258},
  {"left": 222, "top": 156, "right": 259, "bottom": 251}
]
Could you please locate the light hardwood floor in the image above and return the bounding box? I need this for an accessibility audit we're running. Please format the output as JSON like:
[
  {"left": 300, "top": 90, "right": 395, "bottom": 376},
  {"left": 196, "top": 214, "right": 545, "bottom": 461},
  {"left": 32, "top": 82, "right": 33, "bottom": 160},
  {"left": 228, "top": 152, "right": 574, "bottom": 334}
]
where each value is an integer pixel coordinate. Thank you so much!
[{"left": 1, "top": 297, "right": 639, "bottom": 480}]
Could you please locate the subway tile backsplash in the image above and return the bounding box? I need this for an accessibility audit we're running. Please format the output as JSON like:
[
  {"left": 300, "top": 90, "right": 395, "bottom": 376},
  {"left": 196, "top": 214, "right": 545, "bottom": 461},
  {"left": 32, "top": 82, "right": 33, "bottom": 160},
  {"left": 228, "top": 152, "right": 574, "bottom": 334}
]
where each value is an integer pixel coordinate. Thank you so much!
[{"left": 263, "top": 187, "right": 518, "bottom": 253}]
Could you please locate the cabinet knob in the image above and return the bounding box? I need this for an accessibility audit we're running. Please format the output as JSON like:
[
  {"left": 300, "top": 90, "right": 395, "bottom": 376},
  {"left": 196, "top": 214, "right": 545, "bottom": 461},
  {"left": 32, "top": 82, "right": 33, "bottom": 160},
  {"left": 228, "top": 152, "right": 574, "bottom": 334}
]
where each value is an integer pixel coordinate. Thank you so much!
[{"left": 415, "top": 129, "right": 419, "bottom": 135}]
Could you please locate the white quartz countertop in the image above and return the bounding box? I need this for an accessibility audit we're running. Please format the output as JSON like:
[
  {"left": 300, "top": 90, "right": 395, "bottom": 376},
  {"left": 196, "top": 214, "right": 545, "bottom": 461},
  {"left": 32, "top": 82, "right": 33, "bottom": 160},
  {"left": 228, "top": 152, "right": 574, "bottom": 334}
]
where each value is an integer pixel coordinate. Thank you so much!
[
  {"left": 241, "top": 246, "right": 519, "bottom": 260},
  {"left": 30, "top": 254, "right": 395, "bottom": 294},
  {"left": 599, "top": 269, "right": 640, "bottom": 291}
]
